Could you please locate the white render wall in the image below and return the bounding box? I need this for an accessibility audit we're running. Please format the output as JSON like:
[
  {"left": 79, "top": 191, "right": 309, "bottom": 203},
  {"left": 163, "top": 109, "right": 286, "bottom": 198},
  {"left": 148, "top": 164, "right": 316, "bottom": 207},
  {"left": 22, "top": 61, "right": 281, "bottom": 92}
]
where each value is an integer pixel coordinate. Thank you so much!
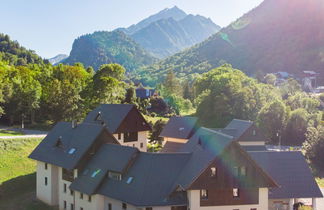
[
  {"left": 188, "top": 188, "right": 269, "bottom": 210},
  {"left": 36, "top": 161, "right": 59, "bottom": 206},
  {"left": 238, "top": 141, "right": 265, "bottom": 146},
  {"left": 103, "top": 196, "right": 140, "bottom": 210},
  {"left": 113, "top": 131, "right": 148, "bottom": 152},
  {"left": 74, "top": 191, "right": 105, "bottom": 210}
]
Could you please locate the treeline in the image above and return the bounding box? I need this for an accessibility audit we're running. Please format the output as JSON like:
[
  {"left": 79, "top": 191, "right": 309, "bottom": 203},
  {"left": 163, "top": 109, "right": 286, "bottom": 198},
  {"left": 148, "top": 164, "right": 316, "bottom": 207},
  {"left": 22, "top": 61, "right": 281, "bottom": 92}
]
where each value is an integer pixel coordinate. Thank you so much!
[
  {"left": 159, "top": 64, "right": 323, "bottom": 147},
  {"left": 0, "top": 33, "right": 47, "bottom": 66},
  {"left": 0, "top": 60, "right": 126, "bottom": 125}
]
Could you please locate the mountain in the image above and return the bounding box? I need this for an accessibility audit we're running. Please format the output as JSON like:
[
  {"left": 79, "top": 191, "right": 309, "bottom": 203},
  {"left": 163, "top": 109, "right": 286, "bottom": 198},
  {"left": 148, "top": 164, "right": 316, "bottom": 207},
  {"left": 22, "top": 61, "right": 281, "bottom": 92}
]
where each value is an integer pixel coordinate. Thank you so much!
[
  {"left": 118, "top": 6, "right": 221, "bottom": 58},
  {"left": 138, "top": 0, "right": 324, "bottom": 85},
  {"left": 48, "top": 54, "right": 68, "bottom": 65},
  {"left": 118, "top": 6, "right": 187, "bottom": 35},
  {"left": 63, "top": 31, "right": 157, "bottom": 71},
  {"left": 130, "top": 14, "right": 220, "bottom": 58},
  {"left": 0, "top": 33, "right": 46, "bottom": 65}
]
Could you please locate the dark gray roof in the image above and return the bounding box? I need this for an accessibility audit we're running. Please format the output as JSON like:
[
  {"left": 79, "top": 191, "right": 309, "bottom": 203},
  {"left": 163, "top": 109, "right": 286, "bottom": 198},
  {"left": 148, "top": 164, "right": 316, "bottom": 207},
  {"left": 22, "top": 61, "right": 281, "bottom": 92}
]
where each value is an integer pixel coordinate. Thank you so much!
[
  {"left": 176, "top": 127, "right": 234, "bottom": 189},
  {"left": 84, "top": 104, "right": 150, "bottom": 133},
  {"left": 224, "top": 119, "right": 253, "bottom": 139},
  {"left": 98, "top": 152, "right": 191, "bottom": 207},
  {"left": 160, "top": 141, "right": 185, "bottom": 153},
  {"left": 29, "top": 122, "right": 111, "bottom": 170},
  {"left": 70, "top": 144, "right": 138, "bottom": 195},
  {"left": 249, "top": 151, "right": 323, "bottom": 199},
  {"left": 241, "top": 145, "right": 267, "bottom": 151},
  {"left": 160, "top": 116, "right": 198, "bottom": 139}
]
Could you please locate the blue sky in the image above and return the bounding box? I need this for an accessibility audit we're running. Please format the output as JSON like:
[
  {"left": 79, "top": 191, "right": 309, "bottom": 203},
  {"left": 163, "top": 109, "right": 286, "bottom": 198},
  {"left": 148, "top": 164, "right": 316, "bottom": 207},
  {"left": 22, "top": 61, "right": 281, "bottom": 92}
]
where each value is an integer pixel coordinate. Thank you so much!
[{"left": 0, "top": 0, "right": 263, "bottom": 58}]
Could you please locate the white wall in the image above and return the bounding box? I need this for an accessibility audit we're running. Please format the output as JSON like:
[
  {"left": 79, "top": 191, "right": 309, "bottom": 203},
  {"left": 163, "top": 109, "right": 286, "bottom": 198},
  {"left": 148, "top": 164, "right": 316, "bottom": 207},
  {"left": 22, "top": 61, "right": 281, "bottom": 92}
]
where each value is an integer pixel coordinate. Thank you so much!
[
  {"left": 188, "top": 188, "right": 269, "bottom": 210},
  {"left": 36, "top": 161, "right": 59, "bottom": 206},
  {"left": 163, "top": 137, "right": 188, "bottom": 144},
  {"left": 58, "top": 167, "right": 74, "bottom": 210},
  {"left": 113, "top": 131, "right": 148, "bottom": 152},
  {"left": 103, "top": 196, "right": 140, "bottom": 210},
  {"left": 238, "top": 141, "right": 265, "bottom": 146},
  {"left": 74, "top": 191, "right": 105, "bottom": 210}
]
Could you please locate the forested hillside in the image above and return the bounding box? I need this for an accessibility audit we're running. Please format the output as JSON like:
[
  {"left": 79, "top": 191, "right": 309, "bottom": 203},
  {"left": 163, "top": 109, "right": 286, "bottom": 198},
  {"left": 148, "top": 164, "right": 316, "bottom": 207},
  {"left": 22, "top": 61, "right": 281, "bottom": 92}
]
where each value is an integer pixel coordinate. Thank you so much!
[
  {"left": 63, "top": 31, "right": 157, "bottom": 71},
  {"left": 136, "top": 0, "right": 324, "bottom": 86},
  {"left": 0, "top": 33, "right": 46, "bottom": 65}
]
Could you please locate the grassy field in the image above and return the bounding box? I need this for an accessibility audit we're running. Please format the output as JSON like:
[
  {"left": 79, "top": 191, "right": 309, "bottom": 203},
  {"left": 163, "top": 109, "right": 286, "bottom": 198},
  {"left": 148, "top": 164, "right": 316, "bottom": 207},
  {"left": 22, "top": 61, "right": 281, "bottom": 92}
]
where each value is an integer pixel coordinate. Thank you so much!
[
  {"left": 0, "top": 129, "right": 23, "bottom": 136},
  {"left": 0, "top": 137, "right": 56, "bottom": 210},
  {"left": 316, "top": 177, "right": 324, "bottom": 188}
]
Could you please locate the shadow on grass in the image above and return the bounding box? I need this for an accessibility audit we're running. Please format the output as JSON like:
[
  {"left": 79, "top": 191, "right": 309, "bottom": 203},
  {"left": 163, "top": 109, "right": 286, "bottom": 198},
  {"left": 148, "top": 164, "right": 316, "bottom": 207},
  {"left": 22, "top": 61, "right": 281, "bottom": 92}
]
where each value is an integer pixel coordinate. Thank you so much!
[{"left": 0, "top": 173, "right": 57, "bottom": 210}]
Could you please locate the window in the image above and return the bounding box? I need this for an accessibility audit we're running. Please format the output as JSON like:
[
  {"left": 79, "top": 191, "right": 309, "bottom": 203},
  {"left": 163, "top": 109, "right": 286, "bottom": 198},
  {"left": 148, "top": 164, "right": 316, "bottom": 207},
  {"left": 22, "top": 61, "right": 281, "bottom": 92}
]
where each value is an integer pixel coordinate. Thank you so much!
[
  {"left": 70, "top": 189, "right": 74, "bottom": 196},
  {"left": 64, "top": 183, "right": 67, "bottom": 193},
  {"left": 91, "top": 169, "right": 101, "bottom": 178},
  {"left": 251, "top": 209, "right": 257, "bottom": 210},
  {"left": 68, "top": 148, "right": 76, "bottom": 155},
  {"left": 80, "top": 208, "right": 83, "bottom": 210},
  {"left": 210, "top": 167, "right": 217, "bottom": 177},
  {"left": 45, "top": 177, "right": 48, "bottom": 186},
  {"left": 146, "top": 208, "right": 153, "bottom": 210},
  {"left": 200, "top": 189, "right": 208, "bottom": 200},
  {"left": 108, "top": 171, "right": 122, "bottom": 180},
  {"left": 126, "top": 177, "right": 134, "bottom": 184},
  {"left": 80, "top": 193, "right": 83, "bottom": 199},
  {"left": 45, "top": 163, "right": 48, "bottom": 170},
  {"left": 108, "top": 203, "right": 112, "bottom": 210},
  {"left": 124, "top": 132, "right": 138, "bottom": 142},
  {"left": 122, "top": 203, "right": 127, "bottom": 210},
  {"left": 233, "top": 188, "right": 240, "bottom": 198},
  {"left": 70, "top": 203, "right": 74, "bottom": 210},
  {"left": 64, "top": 201, "right": 67, "bottom": 209},
  {"left": 140, "top": 143, "right": 143, "bottom": 148},
  {"left": 95, "top": 111, "right": 102, "bottom": 121},
  {"left": 62, "top": 168, "right": 74, "bottom": 182},
  {"left": 252, "top": 130, "right": 256, "bottom": 136},
  {"left": 240, "top": 166, "right": 247, "bottom": 176},
  {"left": 88, "top": 195, "right": 92, "bottom": 202},
  {"left": 133, "top": 144, "right": 135, "bottom": 147},
  {"left": 118, "top": 133, "right": 121, "bottom": 140}
]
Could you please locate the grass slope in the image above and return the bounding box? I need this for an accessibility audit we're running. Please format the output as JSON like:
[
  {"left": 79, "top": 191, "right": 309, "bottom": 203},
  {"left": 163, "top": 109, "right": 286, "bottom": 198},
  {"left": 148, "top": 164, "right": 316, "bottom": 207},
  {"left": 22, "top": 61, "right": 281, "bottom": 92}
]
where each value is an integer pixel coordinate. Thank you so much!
[{"left": 0, "top": 138, "right": 56, "bottom": 210}]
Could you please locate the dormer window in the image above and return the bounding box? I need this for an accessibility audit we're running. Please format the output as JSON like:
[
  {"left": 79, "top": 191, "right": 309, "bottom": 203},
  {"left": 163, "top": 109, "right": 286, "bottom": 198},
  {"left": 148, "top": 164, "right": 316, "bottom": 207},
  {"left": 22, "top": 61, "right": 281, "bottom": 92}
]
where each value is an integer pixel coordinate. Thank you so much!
[
  {"left": 179, "top": 127, "right": 184, "bottom": 131},
  {"left": 210, "top": 167, "right": 217, "bottom": 177},
  {"left": 252, "top": 130, "right": 256, "bottom": 135},
  {"left": 55, "top": 136, "right": 63, "bottom": 148},
  {"left": 240, "top": 166, "right": 247, "bottom": 176},
  {"left": 108, "top": 171, "right": 122, "bottom": 181}
]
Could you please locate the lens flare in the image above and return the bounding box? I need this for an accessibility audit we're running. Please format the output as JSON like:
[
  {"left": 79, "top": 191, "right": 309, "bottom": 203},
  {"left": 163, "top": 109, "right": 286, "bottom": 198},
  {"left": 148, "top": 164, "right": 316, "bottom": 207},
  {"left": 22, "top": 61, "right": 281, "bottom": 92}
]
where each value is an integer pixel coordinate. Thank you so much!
[
  {"left": 231, "top": 17, "right": 251, "bottom": 30},
  {"left": 218, "top": 32, "right": 234, "bottom": 47}
]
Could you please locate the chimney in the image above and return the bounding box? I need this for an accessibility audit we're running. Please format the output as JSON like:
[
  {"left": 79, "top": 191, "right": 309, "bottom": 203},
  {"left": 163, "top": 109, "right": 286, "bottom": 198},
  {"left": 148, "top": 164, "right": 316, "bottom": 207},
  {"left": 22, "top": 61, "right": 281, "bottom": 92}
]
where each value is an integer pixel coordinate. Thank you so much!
[{"left": 72, "top": 120, "right": 77, "bottom": 128}]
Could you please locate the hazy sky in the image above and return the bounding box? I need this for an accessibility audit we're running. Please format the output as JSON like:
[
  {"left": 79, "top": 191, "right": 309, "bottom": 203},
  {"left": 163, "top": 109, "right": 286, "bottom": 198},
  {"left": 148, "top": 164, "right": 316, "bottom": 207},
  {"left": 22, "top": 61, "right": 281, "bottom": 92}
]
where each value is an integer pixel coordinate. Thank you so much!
[{"left": 0, "top": 0, "right": 263, "bottom": 58}]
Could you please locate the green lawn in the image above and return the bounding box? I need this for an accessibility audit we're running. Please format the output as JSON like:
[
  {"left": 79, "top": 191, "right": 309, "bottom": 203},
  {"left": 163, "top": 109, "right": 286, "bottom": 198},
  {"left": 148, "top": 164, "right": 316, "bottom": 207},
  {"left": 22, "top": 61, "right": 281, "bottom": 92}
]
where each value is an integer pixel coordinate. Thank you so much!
[
  {"left": 0, "top": 129, "right": 23, "bottom": 136},
  {"left": 316, "top": 177, "right": 324, "bottom": 188},
  {"left": 0, "top": 137, "right": 57, "bottom": 210}
]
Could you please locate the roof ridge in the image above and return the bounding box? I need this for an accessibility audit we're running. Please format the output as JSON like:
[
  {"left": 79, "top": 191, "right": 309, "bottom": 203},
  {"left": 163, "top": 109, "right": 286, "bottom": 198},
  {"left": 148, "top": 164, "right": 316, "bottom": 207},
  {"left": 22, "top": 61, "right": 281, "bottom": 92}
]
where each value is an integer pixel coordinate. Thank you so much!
[{"left": 201, "top": 127, "right": 234, "bottom": 139}]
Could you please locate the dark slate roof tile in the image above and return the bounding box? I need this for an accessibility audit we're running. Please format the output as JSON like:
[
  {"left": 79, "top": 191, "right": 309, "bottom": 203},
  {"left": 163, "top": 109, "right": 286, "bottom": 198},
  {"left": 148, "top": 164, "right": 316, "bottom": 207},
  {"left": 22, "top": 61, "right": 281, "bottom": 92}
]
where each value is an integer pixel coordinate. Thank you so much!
[
  {"left": 160, "top": 116, "right": 198, "bottom": 139},
  {"left": 249, "top": 151, "right": 323, "bottom": 199},
  {"left": 70, "top": 144, "right": 138, "bottom": 195},
  {"left": 29, "top": 122, "right": 108, "bottom": 170},
  {"left": 160, "top": 141, "right": 185, "bottom": 153}
]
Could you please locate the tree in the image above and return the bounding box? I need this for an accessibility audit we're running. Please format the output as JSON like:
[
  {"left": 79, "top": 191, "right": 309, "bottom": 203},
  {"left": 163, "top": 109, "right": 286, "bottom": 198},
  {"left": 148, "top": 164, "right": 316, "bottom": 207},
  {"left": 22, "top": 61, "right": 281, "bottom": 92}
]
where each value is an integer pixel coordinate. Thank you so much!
[
  {"left": 4, "top": 66, "right": 41, "bottom": 124},
  {"left": 264, "top": 73, "right": 277, "bottom": 85},
  {"left": 41, "top": 64, "right": 90, "bottom": 122},
  {"left": 149, "top": 119, "right": 167, "bottom": 144},
  {"left": 195, "top": 65, "right": 271, "bottom": 127},
  {"left": 124, "top": 87, "right": 137, "bottom": 104},
  {"left": 89, "top": 64, "right": 126, "bottom": 107},
  {"left": 257, "top": 99, "right": 288, "bottom": 144},
  {"left": 303, "top": 126, "right": 324, "bottom": 172},
  {"left": 161, "top": 69, "right": 182, "bottom": 97},
  {"left": 284, "top": 108, "right": 309, "bottom": 145}
]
